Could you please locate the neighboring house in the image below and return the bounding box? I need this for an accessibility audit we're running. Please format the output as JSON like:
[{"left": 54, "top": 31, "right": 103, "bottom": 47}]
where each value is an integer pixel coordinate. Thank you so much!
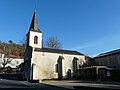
[
  {"left": 0, "top": 47, "right": 24, "bottom": 68},
  {"left": 0, "top": 48, "right": 4, "bottom": 68},
  {"left": 82, "top": 56, "right": 95, "bottom": 67},
  {"left": 23, "top": 10, "right": 87, "bottom": 81},
  {"left": 93, "top": 49, "right": 120, "bottom": 69},
  {"left": 0, "top": 54, "right": 24, "bottom": 79},
  {"left": 0, "top": 55, "right": 24, "bottom": 68},
  {"left": 5, "top": 56, "right": 24, "bottom": 68}
]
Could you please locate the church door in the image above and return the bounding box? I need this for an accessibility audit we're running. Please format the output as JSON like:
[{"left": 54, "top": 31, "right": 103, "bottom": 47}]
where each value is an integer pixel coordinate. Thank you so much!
[{"left": 67, "top": 69, "right": 71, "bottom": 79}]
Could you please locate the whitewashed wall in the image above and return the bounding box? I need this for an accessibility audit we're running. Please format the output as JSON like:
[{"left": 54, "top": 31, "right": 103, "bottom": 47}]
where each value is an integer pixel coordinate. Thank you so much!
[
  {"left": 29, "top": 31, "right": 42, "bottom": 48},
  {"left": 31, "top": 51, "right": 85, "bottom": 80}
]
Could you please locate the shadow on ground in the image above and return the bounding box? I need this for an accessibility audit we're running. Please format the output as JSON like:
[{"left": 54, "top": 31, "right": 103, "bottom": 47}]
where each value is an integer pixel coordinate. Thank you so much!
[
  {"left": 0, "top": 83, "right": 71, "bottom": 90},
  {"left": 0, "top": 81, "right": 116, "bottom": 90}
]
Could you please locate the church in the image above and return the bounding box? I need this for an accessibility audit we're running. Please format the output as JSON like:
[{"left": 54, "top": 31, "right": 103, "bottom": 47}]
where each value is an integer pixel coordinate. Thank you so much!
[{"left": 23, "top": 10, "right": 87, "bottom": 81}]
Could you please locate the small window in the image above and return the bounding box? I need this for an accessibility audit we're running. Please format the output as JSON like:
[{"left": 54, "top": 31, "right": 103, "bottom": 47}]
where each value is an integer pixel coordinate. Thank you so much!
[
  {"left": 55, "top": 64, "right": 58, "bottom": 72},
  {"left": 16, "top": 61, "right": 19, "bottom": 64},
  {"left": 34, "top": 36, "right": 38, "bottom": 44}
]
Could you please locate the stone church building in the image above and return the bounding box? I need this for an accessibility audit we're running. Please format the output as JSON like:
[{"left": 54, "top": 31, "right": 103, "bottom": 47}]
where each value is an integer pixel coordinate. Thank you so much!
[{"left": 23, "top": 10, "right": 87, "bottom": 81}]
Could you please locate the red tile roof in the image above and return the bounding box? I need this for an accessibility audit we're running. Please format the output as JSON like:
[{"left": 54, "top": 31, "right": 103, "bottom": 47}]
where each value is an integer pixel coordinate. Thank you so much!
[{"left": 4, "top": 56, "right": 23, "bottom": 59}]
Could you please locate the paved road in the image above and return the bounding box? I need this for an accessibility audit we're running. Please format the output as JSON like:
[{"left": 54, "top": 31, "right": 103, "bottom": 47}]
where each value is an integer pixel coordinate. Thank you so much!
[
  {"left": 0, "top": 79, "right": 120, "bottom": 90},
  {"left": 0, "top": 79, "right": 70, "bottom": 90},
  {"left": 42, "top": 80, "right": 120, "bottom": 90}
]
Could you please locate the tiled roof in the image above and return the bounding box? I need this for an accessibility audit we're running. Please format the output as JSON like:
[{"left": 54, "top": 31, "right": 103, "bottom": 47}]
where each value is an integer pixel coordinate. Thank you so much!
[
  {"left": 94, "top": 49, "right": 120, "bottom": 59},
  {"left": 5, "top": 56, "right": 23, "bottom": 59},
  {"left": 34, "top": 48, "right": 84, "bottom": 55}
]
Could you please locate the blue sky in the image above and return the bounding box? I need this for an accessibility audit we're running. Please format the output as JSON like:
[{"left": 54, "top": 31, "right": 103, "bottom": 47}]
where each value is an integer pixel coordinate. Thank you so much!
[{"left": 0, "top": 0, "right": 120, "bottom": 57}]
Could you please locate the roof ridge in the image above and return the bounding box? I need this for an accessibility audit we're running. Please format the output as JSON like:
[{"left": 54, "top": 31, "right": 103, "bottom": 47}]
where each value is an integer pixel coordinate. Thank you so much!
[
  {"left": 94, "top": 49, "right": 120, "bottom": 58},
  {"left": 35, "top": 48, "right": 84, "bottom": 55}
]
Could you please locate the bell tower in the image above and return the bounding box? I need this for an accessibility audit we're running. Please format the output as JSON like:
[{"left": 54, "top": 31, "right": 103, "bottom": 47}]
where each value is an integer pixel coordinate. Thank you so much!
[{"left": 26, "top": 10, "right": 42, "bottom": 49}]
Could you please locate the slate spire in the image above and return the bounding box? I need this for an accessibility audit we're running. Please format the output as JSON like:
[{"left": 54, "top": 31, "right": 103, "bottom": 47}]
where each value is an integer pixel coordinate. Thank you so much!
[{"left": 29, "top": 9, "right": 41, "bottom": 32}]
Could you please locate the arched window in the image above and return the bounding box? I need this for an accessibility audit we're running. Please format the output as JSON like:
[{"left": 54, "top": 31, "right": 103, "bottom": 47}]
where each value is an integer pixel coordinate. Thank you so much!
[{"left": 34, "top": 36, "right": 38, "bottom": 44}]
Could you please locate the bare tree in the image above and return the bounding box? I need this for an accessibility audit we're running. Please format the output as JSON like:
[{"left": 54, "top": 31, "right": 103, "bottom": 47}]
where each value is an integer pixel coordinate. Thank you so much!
[
  {"left": 19, "top": 36, "right": 27, "bottom": 56},
  {"left": 1, "top": 58, "right": 12, "bottom": 68},
  {"left": 8, "top": 40, "right": 13, "bottom": 55},
  {"left": 20, "top": 36, "right": 27, "bottom": 47},
  {"left": 44, "top": 36, "right": 62, "bottom": 49}
]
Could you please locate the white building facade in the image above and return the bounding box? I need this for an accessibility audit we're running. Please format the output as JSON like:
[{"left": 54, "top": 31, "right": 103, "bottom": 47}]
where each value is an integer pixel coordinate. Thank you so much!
[
  {"left": 23, "top": 10, "right": 86, "bottom": 81},
  {"left": 5, "top": 57, "right": 24, "bottom": 68},
  {"left": 0, "top": 55, "right": 24, "bottom": 68}
]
